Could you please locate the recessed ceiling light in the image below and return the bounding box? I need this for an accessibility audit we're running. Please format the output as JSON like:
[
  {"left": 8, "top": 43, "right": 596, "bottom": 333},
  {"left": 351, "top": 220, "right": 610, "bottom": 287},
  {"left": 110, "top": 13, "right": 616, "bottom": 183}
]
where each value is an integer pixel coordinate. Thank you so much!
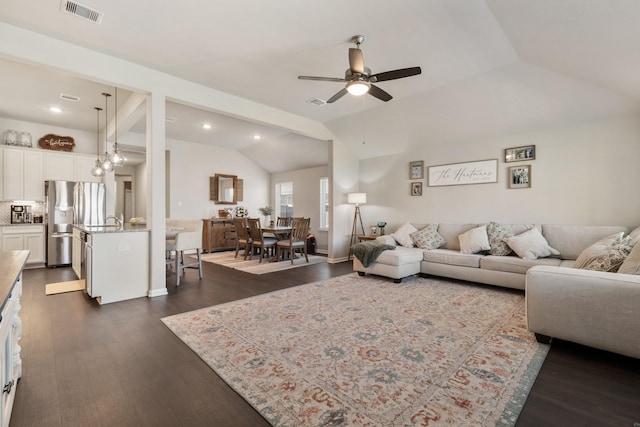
[
  {"left": 202, "top": 123, "right": 212, "bottom": 129},
  {"left": 253, "top": 134, "right": 261, "bottom": 140},
  {"left": 49, "top": 106, "right": 62, "bottom": 113}
]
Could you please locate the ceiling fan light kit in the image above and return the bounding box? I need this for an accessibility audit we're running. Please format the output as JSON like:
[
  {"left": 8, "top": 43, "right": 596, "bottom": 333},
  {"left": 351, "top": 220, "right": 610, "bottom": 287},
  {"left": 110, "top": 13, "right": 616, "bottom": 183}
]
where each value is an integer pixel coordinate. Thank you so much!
[{"left": 298, "top": 35, "right": 421, "bottom": 103}]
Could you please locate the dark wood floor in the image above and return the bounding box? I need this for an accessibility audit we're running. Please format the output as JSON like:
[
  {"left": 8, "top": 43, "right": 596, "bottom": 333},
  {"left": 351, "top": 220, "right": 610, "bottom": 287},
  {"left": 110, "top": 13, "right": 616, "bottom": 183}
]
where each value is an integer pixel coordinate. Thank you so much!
[{"left": 10, "top": 260, "right": 640, "bottom": 426}]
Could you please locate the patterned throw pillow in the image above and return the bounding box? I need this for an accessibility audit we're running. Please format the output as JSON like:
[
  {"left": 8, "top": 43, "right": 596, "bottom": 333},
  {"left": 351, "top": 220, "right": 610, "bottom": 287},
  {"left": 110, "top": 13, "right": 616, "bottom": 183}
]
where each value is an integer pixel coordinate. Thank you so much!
[
  {"left": 458, "top": 225, "right": 491, "bottom": 254},
  {"left": 486, "top": 222, "right": 513, "bottom": 256},
  {"left": 390, "top": 222, "right": 418, "bottom": 247},
  {"left": 579, "top": 236, "right": 634, "bottom": 272},
  {"left": 573, "top": 232, "right": 623, "bottom": 269},
  {"left": 410, "top": 224, "right": 445, "bottom": 250}
]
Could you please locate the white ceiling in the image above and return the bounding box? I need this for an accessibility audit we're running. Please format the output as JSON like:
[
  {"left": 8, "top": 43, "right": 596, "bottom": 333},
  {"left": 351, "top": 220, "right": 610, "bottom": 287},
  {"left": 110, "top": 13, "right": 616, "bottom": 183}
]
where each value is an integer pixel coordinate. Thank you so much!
[{"left": 1, "top": 0, "right": 639, "bottom": 171}]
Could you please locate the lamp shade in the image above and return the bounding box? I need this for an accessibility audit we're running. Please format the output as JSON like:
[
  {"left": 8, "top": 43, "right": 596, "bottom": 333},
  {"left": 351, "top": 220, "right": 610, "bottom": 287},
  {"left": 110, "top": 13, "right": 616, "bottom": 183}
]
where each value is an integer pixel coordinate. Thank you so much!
[{"left": 348, "top": 192, "right": 367, "bottom": 204}]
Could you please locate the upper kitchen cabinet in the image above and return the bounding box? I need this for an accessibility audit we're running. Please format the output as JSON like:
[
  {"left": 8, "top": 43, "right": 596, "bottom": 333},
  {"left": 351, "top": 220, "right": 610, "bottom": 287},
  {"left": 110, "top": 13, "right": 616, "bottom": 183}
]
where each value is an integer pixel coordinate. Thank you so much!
[
  {"left": 44, "top": 152, "right": 102, "bottom": 183},
  {"left": 2, "top": 147, "right": 44, "bottom": 201}
]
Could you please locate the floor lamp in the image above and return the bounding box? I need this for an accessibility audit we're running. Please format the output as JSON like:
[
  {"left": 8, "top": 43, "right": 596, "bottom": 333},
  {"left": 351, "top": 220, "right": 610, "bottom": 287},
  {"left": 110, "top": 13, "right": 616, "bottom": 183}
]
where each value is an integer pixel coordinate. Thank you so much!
[{"left": 348, "top": 192, "right": 367, "bottom": 259}]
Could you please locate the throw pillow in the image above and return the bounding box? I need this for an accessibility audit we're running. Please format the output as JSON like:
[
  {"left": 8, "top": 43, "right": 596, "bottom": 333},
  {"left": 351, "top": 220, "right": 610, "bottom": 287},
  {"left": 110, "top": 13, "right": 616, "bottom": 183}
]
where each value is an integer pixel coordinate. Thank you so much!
[
  {"left": 486, "top": 222, "right": 513, "bottom": 256},
  {"left": 375, "top": 235, "right": 397, "bottom": 246},
  {"left": 503, "top": 228, "right": 561, "bottom": 260},
  {"left": 458, "top": 225, "right": 491, "bottom": 254},
  {"left": 410, "top": 224, "right": 445, "bottom": 250},
  {"left": 390, "top": 222, "right": 418, "bottom": 247},
  {"left": 618, "top": 240, "right": 640, "bottom": 275},
  {"left": 579, "top": 236, "right": 634, "bottom": 272},
  {"left": 573, "top": 232, "right": 624, "bottom": 269}
]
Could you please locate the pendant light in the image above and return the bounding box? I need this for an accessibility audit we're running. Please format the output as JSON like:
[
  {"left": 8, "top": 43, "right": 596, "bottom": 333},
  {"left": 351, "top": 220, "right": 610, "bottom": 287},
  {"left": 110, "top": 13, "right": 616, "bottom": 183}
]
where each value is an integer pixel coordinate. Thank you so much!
[
  {"left": 101, "top": 92, "right": 114, "bottom": 172},
  {"left": 109, "top": 86, "right": 125, "bottom": 167},
  {"left": 91, "top": 107, "right": 105, "bottom": 177}
]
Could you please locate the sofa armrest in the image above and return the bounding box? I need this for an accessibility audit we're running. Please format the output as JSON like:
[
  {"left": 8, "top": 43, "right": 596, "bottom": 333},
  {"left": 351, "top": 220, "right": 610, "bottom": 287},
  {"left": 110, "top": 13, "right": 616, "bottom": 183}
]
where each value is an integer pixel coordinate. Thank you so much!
[{"left": 525, "top": 265, "right": 640, "bottom": 359}]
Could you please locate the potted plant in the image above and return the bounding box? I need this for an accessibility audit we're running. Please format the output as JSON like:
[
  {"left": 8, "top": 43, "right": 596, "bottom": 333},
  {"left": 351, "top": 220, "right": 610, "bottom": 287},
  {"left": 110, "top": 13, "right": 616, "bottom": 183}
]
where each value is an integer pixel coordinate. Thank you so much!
[{"left": 258, "top": 206, "right": 273, "bottom": 226}]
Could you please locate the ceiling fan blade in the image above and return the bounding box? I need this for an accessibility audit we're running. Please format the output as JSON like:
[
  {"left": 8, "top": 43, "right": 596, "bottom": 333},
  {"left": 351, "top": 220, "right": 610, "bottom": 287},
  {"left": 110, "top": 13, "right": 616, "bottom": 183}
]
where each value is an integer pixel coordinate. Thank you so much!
[
  {"left": 370, "top": 66, "right": 422, "bottom": 83},
  {"left": 368, "top": 84, "right": 393, "bottom": 102},
  {"left": 298, "top": 76, "right": 346, "bottom": 82},
  {"left": 327, "top": 88, "right": 348, "bottom": 103},
  {"left": 349, "top": 48, "right": 365, "bottom": 74}
]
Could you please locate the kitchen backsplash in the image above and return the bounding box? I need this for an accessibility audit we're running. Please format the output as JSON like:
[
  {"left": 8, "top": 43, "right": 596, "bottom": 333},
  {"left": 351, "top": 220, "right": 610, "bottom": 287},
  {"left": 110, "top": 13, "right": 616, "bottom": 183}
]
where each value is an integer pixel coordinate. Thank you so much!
[{"left": 0, "top": 201, "right": 45, "bottom": 224}]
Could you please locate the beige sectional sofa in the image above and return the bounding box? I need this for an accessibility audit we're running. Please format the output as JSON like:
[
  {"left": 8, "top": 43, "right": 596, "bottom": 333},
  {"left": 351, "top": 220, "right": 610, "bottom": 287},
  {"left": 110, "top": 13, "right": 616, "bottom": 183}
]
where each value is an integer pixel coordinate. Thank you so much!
[{"left": 352, "top": 222, "right": 640, "bottom": 358}]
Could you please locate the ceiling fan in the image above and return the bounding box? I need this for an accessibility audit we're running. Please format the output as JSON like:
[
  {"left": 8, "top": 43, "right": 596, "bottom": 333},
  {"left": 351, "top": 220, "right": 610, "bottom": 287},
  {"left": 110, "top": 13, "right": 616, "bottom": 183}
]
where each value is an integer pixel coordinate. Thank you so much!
[{"left": 298, "top": 35, "right": 422, "bottom": 103}]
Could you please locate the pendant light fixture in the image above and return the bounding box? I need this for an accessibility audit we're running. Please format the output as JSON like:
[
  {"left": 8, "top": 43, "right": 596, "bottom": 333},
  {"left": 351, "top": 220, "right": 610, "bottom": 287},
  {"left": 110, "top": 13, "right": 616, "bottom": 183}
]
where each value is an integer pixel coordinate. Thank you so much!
[
  {"left": 109, "top": 86, "right": 125, "bottom": 167},
  {"left": 101, "top": 92, "right": 114, "bottom": 172},
  {"left": 91, "top": 107, "right": 105, "bottom": 177}
]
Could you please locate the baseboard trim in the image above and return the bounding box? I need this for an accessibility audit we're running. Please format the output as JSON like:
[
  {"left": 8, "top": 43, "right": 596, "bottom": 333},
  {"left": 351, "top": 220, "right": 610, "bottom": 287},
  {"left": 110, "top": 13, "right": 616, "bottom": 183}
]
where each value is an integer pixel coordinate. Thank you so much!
[{"left": 148, "top": 287, "right": 168, "bottom": 298}]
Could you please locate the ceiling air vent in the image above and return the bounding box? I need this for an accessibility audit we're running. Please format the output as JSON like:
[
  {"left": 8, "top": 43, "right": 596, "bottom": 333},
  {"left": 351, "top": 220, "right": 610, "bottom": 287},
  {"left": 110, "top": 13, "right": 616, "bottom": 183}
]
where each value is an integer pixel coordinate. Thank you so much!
[
  {"left": 309, "top": 98, "right": 326, "bottom": 106},
  {"left": 60, "top": 0, "right": 104, "bottom": 24},
  {"left": 59, "top": 93, "right": 80, "bottom": 103}
]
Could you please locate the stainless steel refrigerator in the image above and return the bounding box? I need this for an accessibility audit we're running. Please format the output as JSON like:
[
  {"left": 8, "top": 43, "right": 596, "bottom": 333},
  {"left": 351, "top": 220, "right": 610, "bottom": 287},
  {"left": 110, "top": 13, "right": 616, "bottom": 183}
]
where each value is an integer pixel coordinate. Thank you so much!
[{"left": 45, "top": 180, "right": 105, "bottom": 267}]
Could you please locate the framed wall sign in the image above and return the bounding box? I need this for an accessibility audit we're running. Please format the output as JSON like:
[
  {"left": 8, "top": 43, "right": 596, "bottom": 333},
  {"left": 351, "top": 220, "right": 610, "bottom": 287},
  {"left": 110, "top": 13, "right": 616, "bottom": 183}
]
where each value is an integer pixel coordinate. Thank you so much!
[
  {"left": 409, "top": 160, "right": 424, "bottom": 179},
  {"left": 508, "top": 165, "right": 531, "bottom": 189},
  {"left": 505, "top": 145, "right": 535, "bottom": 163},
  {"left": 428, "top": 159, "right": 498, "bottom": 187}
]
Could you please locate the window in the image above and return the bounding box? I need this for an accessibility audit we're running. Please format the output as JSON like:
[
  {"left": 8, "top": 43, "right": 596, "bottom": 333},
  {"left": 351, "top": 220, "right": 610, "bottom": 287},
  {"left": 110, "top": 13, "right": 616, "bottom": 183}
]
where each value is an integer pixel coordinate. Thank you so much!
[
  {"left": 319, "top": 177, "right": 329, "bottom": 230},
  {"left": 275, "top": 181, "right": 293, "bottom": 217}
]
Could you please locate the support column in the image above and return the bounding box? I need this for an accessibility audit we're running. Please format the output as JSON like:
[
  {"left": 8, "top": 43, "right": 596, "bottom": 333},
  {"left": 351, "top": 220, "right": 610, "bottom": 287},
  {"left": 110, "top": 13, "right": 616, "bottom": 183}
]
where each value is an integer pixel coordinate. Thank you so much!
[{"left": 146, "top": 91, "right": 168, "bottom": 297}]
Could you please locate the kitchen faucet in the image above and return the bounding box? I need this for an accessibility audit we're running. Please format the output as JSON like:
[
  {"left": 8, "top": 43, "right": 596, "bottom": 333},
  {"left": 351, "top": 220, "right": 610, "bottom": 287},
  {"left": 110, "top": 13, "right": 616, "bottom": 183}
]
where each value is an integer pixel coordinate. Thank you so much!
[{"left": 105, "top": 214, "right": 123, "bottom": 228}]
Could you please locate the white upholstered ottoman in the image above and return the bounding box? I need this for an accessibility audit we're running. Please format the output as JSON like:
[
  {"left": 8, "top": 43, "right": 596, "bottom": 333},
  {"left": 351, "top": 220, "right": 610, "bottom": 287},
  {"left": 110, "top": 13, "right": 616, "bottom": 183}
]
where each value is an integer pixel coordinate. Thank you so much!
[{"left": 353, "top": 246, "right": 423, "bottom": 283}]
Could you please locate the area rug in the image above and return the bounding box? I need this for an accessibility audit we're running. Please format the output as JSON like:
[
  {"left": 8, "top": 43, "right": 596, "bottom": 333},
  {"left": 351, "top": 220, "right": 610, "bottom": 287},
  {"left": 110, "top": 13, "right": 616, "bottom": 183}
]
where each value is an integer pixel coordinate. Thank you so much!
[
  {"left": 199, "top": 251, "right": 326, "bottom": 274},
  {"left": 162, "top": 274, "right": 549, "bottom": 426},
  {"left": 45, "top": 279, "right": 85, "bottom": 295}
]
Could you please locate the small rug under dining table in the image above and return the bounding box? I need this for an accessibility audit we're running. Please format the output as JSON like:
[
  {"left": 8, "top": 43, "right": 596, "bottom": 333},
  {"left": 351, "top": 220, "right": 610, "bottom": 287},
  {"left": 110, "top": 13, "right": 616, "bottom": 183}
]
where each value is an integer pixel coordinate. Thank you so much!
[{"left": 162, "top": 273, "right": 549, "bottom": 426}]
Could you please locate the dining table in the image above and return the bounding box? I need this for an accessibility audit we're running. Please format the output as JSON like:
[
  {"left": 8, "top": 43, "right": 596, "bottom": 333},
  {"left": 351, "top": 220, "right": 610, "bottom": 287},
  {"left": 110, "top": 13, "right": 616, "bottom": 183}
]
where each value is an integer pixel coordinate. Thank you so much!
[{"left": 261, "top": 225, "right": 292, "bottom": 240}]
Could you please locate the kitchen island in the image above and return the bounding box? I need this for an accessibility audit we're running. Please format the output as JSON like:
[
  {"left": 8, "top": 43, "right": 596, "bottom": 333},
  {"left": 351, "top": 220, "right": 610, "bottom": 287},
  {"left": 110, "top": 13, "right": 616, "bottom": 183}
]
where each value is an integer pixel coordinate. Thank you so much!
[
  {"left": 73, "top": 224, "right": 150, "bottom": 305},
  {"left": 0, "top": 250, "right": 27, "bottom": 427}
]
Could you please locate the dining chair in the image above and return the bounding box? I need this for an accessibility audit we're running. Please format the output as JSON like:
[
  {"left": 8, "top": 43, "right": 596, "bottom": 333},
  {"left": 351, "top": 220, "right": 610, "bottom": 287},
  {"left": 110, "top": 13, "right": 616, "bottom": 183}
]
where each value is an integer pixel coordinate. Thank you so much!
[
  {"left": 275, "top": 217, "right": 310, "bottom": 264},
  {"left": 166, "top": 219, "right": 203, "bottom": 286},
  {"left": 277, "top": 216, "right": 292, "bottom": 227},
  {"left": 233, "top": 217, "right": 251, "bottom": 259},
  {"left": 247, "top": 218, "right": 277, "bottom": 263}
]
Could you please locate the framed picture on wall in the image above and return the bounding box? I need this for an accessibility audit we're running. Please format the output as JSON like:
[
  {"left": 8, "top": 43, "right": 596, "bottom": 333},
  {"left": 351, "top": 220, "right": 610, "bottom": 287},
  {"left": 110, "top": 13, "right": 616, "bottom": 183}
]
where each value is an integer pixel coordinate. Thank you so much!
[
  {"left": 409, "top": 160, "right": 424, "bottom": 179},
  {"left": 505, "top": 145, "right": 535, "bottom": 163},
  {"left": 411, "top": 181, "right": 423, "bottom": 196},
  {"left": 508, "top": 165, "right": 531, "bottom": 189}
]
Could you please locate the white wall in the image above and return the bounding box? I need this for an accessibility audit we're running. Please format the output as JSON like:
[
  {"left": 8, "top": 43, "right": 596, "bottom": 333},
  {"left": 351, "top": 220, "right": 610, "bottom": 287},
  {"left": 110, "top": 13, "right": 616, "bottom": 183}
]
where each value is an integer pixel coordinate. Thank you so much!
[
  {"left": 360, "top": 116, "right": 640, "bottom": 230},
  {"left": 167, "top": 138, "right": 270, "bottom": 219},
  {"left": 271, "top": 165, "right": 329, "bottom": 251}
]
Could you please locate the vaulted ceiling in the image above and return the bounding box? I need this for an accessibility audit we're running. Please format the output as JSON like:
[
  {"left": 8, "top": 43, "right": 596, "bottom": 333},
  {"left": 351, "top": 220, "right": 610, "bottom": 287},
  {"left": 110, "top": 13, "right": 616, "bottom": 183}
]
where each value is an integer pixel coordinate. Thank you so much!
[{"left": 1, "top": 0, "right": 639, "bottom": 172}]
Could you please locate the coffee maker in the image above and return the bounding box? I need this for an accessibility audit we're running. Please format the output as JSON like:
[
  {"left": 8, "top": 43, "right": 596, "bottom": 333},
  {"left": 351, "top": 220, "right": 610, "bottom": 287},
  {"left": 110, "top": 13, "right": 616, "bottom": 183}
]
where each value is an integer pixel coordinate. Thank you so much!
[{"left": 11, "top": 205, "right": 31, "bottom": 224}]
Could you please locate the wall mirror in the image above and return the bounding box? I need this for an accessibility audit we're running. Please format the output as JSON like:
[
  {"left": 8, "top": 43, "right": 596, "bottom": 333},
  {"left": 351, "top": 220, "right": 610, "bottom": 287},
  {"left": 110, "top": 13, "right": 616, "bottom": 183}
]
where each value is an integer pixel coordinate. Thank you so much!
[{"left": 210, "top": 174, "right": 237, "bottom": 204}]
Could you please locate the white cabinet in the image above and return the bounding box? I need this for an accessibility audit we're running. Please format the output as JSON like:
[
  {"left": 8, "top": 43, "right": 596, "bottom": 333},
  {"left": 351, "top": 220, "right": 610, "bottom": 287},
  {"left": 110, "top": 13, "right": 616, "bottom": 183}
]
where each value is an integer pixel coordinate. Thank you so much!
[
  {"left": 45, "top": 152, "right": 102, "bottom": 183},
  {"left": 2, "top": 148, "right": 44, "bottom": 201},
  {"left": 72, "top": 227, "right": 82, "bottom": 279},
  {"left": 1, "top": 226, "right": 45, "bottom": 264}
]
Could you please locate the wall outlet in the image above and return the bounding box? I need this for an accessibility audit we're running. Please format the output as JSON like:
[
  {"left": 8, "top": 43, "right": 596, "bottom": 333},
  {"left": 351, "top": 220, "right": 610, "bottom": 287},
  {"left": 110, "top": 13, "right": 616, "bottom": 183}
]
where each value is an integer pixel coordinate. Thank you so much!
[{"left": 117, "top": 244, "right": 130, "bottom": 252}]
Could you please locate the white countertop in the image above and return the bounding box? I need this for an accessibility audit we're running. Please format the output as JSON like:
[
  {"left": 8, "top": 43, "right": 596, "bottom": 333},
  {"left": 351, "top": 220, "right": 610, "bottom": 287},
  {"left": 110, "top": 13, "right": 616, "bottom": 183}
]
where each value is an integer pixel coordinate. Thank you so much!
[{"left": 73, "top": 224, "right": 150, "bottom": 234}]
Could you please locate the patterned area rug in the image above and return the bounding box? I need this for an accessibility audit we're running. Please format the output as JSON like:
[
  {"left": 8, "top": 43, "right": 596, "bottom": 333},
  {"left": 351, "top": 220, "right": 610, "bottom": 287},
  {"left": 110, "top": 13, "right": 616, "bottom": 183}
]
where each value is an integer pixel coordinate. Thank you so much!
[
  {"left": 199, "top": 251, "right": 326, "bottom": 274},
  {"left": 162, "top": 274, "right": 549, "bottom": 426}
]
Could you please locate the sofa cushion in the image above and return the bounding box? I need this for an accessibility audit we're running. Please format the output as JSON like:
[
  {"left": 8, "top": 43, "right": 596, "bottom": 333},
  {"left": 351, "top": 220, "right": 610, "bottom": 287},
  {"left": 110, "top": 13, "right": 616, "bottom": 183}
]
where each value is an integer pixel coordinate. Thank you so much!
[
  {"left": 542, "top": 224, "right": 629, "bottom": 260},
  {"left": 458, "top": 225, "right": 491, "bottom": 254},
  {"left": 437, "top": 223, "right": 478, "bottom": 251},
  {"left": 486, "top": 222, "right": 513, "bottom": 256},
  {"left": 410, "top": 224, "right": 445, "bottom": 250},
  {"left": 573, "top": 232, "right": 624, "bottom": 269},
  {"left": 422, "top": 249, "right": 483, "bottom": 268},
  {"left": 390, "top": 222, "right": 418, "bottom": 247},
  {"left": 578, "top": 236, "right": 634, "bottom": 273},
  {"left": 374, "top": 246, "right": 424, "bottom": 266},
  {"left": 618, "top": 240, "right": 640, "bottom": 275},
  {"left": 481, "top": 255, "right": 562, "bottom": 274},
  {"left": 503, "top": 228, "right": 560, "bottom": 260}
]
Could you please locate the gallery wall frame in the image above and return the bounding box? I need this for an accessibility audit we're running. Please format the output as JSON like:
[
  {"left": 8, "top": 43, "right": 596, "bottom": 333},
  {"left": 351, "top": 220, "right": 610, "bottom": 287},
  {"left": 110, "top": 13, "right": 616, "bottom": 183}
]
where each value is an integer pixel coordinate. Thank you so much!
[
  {"left": 411, "top": 181, "right": 423, "bottom": 196},
  {"left": 409, "top": 160, "right": 424, "bottom": 179},
  {"left": 508, "top": 165, "right": 531, "bottom": 189},
  {"left": 505, "top": 145, "right": 535, "bottom": 163},
  {"left": 427, "top": 159, "right": 498, "bottom": 187}
]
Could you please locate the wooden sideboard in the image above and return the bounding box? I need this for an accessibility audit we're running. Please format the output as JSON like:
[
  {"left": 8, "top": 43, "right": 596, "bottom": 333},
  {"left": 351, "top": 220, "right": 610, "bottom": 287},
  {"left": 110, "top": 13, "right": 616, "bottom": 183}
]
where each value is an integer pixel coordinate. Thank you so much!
[{"left": 202, "top": 219, "right": 237, "bottom": 252}]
